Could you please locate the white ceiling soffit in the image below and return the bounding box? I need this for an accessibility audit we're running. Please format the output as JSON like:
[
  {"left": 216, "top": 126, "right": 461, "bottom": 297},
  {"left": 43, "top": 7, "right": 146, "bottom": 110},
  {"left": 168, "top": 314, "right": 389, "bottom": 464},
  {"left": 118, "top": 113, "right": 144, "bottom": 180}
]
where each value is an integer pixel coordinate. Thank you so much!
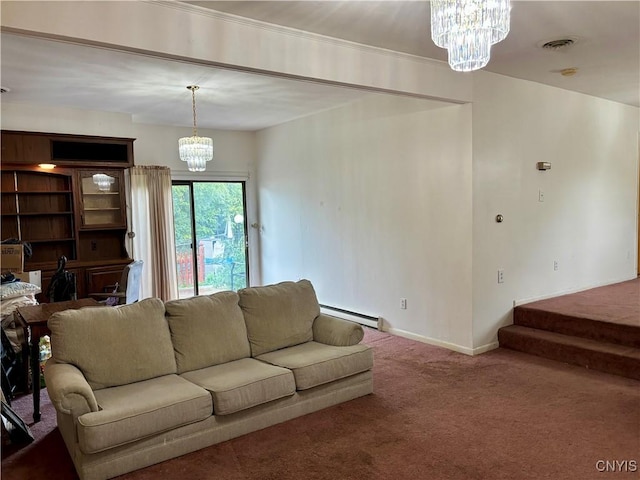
[
  {"left": 1, "top": 1, "right": 638, "bottom": 132},
  {"left": 189, "top": 1, "right": 640, "bottom": 108},
  {"left": 0, "top": 34, "right": 391, "bottom": 131}
]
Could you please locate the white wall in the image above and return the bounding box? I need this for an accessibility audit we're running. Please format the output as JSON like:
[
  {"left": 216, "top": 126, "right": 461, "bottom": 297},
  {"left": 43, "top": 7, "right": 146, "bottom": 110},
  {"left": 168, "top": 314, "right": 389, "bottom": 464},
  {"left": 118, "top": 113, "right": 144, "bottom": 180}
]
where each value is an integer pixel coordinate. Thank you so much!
[
  {"left": 257, "top": 94, "right": 475, "bottom": 352},
  {"left": 471, "top": 72, "right": 639, "bottom": 349},
  {"left": 255, "top": 77, "right": 639, "bottom": 354},
  {"left": 3, "top": 74, "right": 638, "bottom": 356}
]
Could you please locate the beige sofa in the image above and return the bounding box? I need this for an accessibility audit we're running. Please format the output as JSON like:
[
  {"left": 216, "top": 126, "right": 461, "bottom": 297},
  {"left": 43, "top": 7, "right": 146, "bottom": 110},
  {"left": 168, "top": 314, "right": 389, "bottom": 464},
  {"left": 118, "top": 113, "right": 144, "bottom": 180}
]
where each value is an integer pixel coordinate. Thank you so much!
[{"left": 44, "top": 280, "right": 373, "bottom": 480}]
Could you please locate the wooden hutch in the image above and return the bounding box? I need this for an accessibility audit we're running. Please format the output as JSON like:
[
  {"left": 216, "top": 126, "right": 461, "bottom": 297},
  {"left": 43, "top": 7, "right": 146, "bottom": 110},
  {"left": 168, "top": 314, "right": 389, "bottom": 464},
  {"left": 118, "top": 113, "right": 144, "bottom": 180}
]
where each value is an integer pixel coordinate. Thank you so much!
[{"left": 1, "top": 130, "right": 135, "bottom": 301}]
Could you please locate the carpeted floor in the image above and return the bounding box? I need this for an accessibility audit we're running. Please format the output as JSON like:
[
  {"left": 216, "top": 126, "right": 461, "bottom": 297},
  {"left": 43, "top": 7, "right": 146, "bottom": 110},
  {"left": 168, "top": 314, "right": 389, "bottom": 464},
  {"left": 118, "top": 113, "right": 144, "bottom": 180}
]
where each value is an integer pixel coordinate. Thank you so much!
[
  {"left": 2, "top": 328, "right": 639, "bottom": 480},
  {"left": 503, "top": 277, "right": 640, "bottom": 379},
  {"left": 518, "top": 277, "right": 640, "bottom": 327}
]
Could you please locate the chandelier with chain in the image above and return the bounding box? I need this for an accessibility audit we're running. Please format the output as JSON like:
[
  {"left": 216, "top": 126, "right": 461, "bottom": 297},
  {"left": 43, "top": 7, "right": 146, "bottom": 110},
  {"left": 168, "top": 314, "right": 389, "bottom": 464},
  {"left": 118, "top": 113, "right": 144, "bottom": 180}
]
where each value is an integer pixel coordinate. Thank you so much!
[
  {"left": 430, "top": 0, "right": 511, "bottom": 72},
  {"left": 178, "top": 85, "right": 213, "bottom": 172}
]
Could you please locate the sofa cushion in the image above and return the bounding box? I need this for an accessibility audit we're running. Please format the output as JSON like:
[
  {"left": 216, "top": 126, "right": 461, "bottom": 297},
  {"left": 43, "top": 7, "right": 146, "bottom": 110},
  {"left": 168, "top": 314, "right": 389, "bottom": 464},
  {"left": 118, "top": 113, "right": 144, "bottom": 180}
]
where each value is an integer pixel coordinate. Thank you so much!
[
  {"left": 165, "top": 291, "right": 251, "bottom": 373},
  {"left": 180, "top": 358, "right": 295, "bottom": 415},
  {"left": 77, "top": 374, "right": 212, "bottom": 454},
  {"left": 49, "top": 298, "right": 177, "bottom": 390},
  {"left": 256, "top": 341, "right": 373, "bottom": 390},
  {"left": 238, "top": 279, "right": 320, "bottom": 356}
]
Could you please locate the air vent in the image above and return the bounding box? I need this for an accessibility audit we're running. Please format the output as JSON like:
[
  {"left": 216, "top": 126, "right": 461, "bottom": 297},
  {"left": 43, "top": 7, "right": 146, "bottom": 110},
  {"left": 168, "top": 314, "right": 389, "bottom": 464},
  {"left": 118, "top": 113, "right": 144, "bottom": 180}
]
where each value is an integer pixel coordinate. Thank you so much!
[{"left": 541, "top": 38, "right": 575, "bottom": 50}]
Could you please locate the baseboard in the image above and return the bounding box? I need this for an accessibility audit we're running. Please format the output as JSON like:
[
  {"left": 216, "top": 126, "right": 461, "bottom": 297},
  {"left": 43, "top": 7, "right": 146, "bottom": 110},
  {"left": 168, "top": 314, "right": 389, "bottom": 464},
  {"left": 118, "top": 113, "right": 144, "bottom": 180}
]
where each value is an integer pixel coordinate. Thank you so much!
[
  {"left": 471, "top": 341, "right": 500, "bottom": 355},
  {"left": 513, "top": 275, "right": 638, "bottom": 307},
  {"left": 319, "top": 306, "right": 379, "bottom": 329},
  {"left": 384, "top": 327, "right": 485, "bottom": 356}
]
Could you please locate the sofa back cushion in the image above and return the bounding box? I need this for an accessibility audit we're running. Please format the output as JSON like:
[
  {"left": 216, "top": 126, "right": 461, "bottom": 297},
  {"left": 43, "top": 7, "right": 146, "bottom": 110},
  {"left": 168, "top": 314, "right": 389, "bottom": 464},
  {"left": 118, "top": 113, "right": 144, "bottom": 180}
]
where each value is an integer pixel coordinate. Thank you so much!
[
  {"left": 48, "top": 298, "right": 176, "bottom": 390},
  {"left": 238, "top": 280, "right": 320, "bottom": 356},
  {"left": 165, "top": 291, "right": 251, "bottom": 373}
]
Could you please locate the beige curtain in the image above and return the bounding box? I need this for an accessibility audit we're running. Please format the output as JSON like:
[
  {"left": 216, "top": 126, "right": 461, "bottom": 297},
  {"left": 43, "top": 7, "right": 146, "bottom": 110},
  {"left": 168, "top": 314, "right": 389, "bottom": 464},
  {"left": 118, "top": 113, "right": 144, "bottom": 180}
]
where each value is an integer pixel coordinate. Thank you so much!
[{"left": 130, "top": 166, "right": 178, "bottom": 301}]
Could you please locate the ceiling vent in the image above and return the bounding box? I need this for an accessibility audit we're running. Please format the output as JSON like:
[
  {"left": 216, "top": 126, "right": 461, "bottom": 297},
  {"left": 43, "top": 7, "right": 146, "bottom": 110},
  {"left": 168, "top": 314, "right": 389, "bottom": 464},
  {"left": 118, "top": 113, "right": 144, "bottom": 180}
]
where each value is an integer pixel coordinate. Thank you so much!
[{"left": 541, "top": 38, "right": 575, "bottom": 51}]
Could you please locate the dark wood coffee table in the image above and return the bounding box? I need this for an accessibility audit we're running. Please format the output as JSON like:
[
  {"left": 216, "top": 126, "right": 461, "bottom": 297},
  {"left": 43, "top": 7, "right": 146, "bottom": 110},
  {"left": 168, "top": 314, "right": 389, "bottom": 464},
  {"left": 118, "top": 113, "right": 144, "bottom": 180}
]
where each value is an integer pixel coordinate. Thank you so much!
[{"left": 16, "top": 298, "right": 100, "bottom": 422}]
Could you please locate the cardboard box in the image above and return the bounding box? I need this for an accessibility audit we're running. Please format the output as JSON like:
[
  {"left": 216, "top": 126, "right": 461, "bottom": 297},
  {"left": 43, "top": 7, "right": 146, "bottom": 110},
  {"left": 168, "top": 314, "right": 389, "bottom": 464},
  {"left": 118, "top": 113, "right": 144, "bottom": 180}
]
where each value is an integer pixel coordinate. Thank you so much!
[
  {"left": 1, "top": 244, "right": 24, "bottom": 273},
  {"left": 15, "top": 270, "right": 42, "bottom": 288}
]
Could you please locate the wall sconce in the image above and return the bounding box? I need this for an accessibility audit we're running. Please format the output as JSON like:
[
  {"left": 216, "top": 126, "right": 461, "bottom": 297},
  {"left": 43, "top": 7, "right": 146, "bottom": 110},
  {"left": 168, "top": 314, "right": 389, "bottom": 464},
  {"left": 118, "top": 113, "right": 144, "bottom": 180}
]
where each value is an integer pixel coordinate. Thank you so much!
[{"left": 93, "top": 173, "right": 115, "bottom": 192}]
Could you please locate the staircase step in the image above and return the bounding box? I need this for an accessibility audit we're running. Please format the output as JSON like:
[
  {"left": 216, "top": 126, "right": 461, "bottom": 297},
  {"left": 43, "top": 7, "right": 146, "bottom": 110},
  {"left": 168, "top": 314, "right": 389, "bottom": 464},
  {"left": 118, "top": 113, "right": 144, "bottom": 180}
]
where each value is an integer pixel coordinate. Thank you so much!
[
  {"left": 514, "top": 306, "right": 640, "bottom": 348},
  {"left": 498, "top": 325, "right": 640, "bottom": 380}
]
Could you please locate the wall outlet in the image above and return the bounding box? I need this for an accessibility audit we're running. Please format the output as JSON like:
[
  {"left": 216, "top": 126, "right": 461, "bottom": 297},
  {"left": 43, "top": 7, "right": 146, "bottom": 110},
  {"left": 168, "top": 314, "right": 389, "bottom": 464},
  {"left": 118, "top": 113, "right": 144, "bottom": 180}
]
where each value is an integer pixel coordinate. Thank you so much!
[
  {"left": 497, "top": 269, "right": 504, "bottom": 284},
  {"left": 538, "top": 189, "right": 545, "bottom": 202},
  {"left": 400, "top": 298, "right": 407, "bottom": 310},
  {"left": 553, "top": 260, "right": 559, "bottom": 271}
]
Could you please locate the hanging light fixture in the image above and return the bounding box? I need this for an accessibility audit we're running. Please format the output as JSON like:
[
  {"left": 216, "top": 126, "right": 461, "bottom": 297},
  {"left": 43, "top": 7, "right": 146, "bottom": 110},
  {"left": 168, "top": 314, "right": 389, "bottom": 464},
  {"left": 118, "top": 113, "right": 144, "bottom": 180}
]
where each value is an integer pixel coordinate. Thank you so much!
[
  {"left": 430, "top": 0, "right": 511, "bottom": 72},
  {"left": 178, "top": 85, "right": 213, "bottom": 172},
  {"left": 93, "top": 173, "right": 115, "bottom": 192}
]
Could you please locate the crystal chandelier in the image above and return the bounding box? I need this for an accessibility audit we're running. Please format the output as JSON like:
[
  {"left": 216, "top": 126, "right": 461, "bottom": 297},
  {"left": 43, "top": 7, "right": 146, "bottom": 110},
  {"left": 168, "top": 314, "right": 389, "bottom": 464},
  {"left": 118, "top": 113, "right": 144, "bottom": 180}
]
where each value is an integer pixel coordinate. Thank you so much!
[
  {"left": 430, "top": 0, "right": 510, "bottom": 72},
  {"left": 178, "top": 85, "right": 213, "bottom": 172},
  {"left": 92, "top": 173, "right": 115, "bottom": 192}
]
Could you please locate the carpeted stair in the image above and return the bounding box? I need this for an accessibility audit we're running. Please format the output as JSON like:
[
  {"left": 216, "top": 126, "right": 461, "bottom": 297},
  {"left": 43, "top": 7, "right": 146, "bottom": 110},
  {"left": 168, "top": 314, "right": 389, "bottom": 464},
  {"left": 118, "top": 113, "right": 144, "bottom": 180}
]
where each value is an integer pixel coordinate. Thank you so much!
[{"left": 499, "top": 279, "right": 640, "bottom": 380}]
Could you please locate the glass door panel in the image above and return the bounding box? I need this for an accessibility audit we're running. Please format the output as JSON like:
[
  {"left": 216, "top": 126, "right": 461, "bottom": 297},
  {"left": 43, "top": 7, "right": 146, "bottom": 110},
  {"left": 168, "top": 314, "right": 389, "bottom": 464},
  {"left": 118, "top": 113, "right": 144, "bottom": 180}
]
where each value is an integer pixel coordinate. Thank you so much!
[
  {"left": 172, "top": 184, "right": 195, "bottom": 299},
  {"left": 78, "top": 170, "right": 125, "bottom": 228},
  {"left": 172, "top": 181, "right": 248, "bottom": 299}
]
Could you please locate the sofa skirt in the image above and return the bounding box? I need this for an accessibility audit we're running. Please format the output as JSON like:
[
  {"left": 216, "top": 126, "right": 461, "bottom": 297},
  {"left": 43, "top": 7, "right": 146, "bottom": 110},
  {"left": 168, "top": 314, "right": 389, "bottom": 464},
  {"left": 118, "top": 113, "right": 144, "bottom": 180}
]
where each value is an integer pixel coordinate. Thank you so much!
[{"left": 58, "top": 370, "right": 374, "bottom": 480}]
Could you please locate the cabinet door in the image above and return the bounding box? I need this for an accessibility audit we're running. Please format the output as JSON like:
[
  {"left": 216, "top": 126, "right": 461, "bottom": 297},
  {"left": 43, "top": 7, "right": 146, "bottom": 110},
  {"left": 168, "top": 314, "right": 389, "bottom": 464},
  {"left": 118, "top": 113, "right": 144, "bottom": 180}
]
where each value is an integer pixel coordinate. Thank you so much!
[
  {"left": 1, "top": 132, "right": 24, "bottom": 163},
  {"left": 39, "top": 267, "right": 85, "bottom": 303},
  {"left": 76, "top": 170, "right": 126, "bottom": 229},
  {"left": 85, "top": 264, "right": 127, "bottom": 295},
  {"left": 0, "top": 132, "right": 51, "bottom": 164},
  {"left": 22, "top": 135, "right": 51, "bottom": 163}
]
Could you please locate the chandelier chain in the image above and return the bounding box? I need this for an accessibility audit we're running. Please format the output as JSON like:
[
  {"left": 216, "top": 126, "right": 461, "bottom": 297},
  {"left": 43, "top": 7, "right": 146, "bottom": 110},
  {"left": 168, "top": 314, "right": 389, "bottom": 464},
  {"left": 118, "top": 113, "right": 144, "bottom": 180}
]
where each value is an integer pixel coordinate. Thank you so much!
[{"left": 189, "top": 85, "right": 199, "bottom": 137}]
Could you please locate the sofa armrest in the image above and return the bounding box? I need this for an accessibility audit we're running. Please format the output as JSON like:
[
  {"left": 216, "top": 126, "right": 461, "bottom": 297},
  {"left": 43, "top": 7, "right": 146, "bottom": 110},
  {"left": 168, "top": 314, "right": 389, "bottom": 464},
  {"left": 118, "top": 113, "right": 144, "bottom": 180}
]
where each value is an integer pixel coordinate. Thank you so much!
[
  {"left": 44, "top": 358, "right": 99, "bottom": 418},
  {"left": 312, "top": 313, "right": 364, "bottom": 346}
]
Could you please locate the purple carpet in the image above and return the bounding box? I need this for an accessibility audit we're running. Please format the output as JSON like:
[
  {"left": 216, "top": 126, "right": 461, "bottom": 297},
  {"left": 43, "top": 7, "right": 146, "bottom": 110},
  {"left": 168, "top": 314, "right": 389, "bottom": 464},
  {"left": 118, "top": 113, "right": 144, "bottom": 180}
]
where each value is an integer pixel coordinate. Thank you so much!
[
  {"left": 500, "top": 278, "right": 640, "bottom": 379},
  {"left": 3, "top": 328, "right": 639, "bottom": 480}
]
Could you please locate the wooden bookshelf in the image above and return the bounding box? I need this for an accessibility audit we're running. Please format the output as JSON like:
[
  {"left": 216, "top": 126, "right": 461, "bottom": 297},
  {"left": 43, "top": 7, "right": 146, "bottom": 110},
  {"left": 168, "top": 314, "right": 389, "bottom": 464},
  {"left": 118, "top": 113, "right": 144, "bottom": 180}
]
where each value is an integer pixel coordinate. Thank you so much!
[{"left": 1, "top": 131, "right": 135, "bottom": 300}]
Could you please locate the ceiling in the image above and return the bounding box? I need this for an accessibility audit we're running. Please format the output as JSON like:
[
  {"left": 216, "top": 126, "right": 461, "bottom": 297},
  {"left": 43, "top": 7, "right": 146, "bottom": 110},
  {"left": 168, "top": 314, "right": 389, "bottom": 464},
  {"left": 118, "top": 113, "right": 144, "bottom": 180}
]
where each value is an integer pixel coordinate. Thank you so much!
[
  {"left": 197, "top": 1, "right": 639, "bottom": 107},
  {"left": 0, "top": 33, "right": 375, "bottom": 131},
  {"left": 1, "top": 1, "right": 638, "bottom": 131}
]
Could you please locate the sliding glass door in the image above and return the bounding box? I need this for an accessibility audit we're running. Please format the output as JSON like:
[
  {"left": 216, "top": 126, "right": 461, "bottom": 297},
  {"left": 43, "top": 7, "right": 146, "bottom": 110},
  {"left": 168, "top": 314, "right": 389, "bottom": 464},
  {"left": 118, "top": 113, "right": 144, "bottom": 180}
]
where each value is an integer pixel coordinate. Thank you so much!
[{"left": 172, "top": 181, "right": 248, "bottom": 298}]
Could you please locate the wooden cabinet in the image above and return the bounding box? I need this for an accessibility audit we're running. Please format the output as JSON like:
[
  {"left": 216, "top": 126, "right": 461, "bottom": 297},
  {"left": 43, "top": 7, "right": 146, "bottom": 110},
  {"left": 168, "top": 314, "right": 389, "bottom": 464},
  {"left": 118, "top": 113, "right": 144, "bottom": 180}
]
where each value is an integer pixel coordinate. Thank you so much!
[
  {"left": 37, "top": 261, "right": 131, "bottom": 303},
  {"left": 1, "top": 131, "right": 133, "bottom": 168},
  {"left": 1, "top": 131, "right": 135, "bottom": 301}
]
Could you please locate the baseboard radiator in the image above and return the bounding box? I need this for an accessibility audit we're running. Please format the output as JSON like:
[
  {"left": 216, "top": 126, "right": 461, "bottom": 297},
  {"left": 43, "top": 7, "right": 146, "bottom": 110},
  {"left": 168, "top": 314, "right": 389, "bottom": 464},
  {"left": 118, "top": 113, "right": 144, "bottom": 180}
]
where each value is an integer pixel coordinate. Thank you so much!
[{"left": 319, "top": 304, "right": 381, "bottom": 330}]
